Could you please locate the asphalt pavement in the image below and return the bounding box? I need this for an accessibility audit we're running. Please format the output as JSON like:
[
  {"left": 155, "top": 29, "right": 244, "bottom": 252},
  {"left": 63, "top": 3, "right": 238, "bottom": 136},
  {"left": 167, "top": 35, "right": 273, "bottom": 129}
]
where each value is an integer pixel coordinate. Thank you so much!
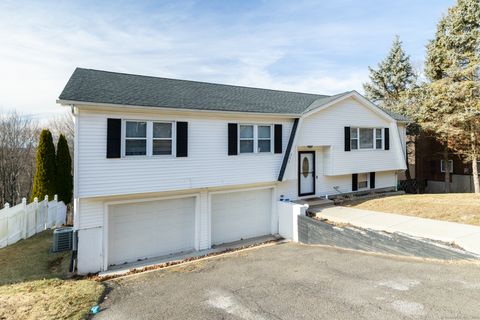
[{"left": 96, "top": 242, "right": 480, "bottom": 320}]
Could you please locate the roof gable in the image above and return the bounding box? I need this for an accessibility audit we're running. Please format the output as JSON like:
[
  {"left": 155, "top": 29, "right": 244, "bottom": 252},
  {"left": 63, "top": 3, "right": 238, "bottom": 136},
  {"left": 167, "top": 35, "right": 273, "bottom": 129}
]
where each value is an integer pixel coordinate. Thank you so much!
[{"left": 302, "top": 91, "right": 409, "bottom": 122}]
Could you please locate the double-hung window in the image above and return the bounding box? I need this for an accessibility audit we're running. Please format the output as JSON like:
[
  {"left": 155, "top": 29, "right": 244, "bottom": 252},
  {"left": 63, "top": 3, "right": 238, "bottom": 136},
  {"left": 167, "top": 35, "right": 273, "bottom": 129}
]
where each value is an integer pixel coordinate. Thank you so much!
[
  {"left": 358, "top": 173, "right": 369, "bottom": 189},
  {"left": 350, "top": 128, "right": 358, "bottom": 150},
  {"left": 257, "top": 125, "right": 272, "bottom": 153},
  {"left": 239, "top": 124, "right": 272, "bottom": 154},
  {"left": 124, "top": 120, "right": 174, "bottom": 157},
  {"left": 375, "top": 128, "right": 383, "bottom": 149},
  {"left": 239, "top": 125, "right": 254, "bottom": 153},
  {"left": 125, "top": 121, "right": 147, "bottom": 156},
  {"left": 350, "top": 128, "right": 383, "bottom": 150},
  {"left": 153, "top": 122, "right": 173, "bottom": 155}
]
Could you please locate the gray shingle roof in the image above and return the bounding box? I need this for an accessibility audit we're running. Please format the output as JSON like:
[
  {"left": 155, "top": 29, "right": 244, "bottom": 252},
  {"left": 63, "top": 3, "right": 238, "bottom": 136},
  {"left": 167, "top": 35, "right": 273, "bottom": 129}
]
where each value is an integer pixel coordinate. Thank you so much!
[
  {"left": 377, "top": 107, "right": 410, "bottom": 122},
  {"left": 58, "top": 68, "right": 408, "bottom": 121}
]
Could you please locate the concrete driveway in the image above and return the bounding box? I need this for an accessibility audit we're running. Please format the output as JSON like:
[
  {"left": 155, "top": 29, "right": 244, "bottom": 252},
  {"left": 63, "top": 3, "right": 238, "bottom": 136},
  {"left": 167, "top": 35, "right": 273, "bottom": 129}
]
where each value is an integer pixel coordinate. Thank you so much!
[{"left": 96, "top": 243, "right": 480, "bottom": 320}]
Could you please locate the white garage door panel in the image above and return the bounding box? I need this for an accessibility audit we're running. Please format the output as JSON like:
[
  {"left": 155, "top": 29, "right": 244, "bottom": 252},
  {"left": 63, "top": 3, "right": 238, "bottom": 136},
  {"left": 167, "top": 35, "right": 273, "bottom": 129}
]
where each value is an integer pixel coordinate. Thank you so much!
[
  {"left": 211, "top": 189, "right": 272, "bottom": 245},
  {"left": 108, "top": 197, "right": 195, "bottom": 266}
]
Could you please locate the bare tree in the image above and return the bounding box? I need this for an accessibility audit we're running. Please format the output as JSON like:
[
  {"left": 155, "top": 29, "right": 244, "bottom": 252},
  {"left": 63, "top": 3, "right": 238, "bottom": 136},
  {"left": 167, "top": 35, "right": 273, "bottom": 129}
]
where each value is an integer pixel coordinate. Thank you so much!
[
  {"left": 47, "top": 111, "right": 74, "bottom": 149},
  {"left": 0, "top": 111, "right": 39, "bottom": 207}
]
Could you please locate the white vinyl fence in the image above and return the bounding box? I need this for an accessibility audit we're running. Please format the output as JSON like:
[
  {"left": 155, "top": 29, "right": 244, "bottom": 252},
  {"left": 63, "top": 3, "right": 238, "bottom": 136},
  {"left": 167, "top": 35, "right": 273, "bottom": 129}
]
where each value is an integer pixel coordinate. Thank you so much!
[{"left": 0, "top": 195, "right": 67, "bottom": 248}]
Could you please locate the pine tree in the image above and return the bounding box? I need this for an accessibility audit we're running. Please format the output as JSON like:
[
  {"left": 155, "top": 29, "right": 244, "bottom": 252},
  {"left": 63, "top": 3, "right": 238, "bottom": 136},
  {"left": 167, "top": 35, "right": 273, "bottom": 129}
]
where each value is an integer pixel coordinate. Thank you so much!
[
  {"left": 421, "top": 0, "right": 480, "bottom": 193},
  {"left": 363, "top": 36, "right": 416, "bottom": 111},
  {"left": 55, "top": 134, "right": 73, "bottom": 204},
  {"left": 364, "top": 36, "right": 417, "bottom": 182},
  {"left": 31, "top": 129, "right": 56, "bottom": 201}
]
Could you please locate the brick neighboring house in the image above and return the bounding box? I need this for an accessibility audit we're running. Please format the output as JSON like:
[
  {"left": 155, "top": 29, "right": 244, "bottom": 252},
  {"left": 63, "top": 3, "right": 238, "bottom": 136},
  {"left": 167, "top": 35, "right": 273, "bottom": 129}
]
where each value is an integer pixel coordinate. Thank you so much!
[{"left": 416, "top": 134, "right": 477, "bottom": 193}]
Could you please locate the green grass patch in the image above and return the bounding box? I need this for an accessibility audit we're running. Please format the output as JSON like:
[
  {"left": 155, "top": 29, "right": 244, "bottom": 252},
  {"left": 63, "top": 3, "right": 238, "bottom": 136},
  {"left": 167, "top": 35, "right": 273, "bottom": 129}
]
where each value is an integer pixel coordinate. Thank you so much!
[{"left": 0, "top": 230, "right": 104, "bottom": 319}]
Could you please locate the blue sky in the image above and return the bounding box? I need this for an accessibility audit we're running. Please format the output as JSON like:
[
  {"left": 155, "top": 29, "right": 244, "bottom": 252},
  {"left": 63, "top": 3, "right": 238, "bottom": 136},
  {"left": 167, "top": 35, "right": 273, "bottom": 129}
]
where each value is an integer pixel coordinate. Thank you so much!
[{"left": 0, "top": 0, "right": 454, "bottom": 118}]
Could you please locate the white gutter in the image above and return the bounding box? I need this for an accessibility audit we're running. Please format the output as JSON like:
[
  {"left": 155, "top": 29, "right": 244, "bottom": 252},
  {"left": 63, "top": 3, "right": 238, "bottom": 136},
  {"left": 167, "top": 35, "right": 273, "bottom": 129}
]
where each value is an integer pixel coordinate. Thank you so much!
[{"left": 56, "top": 99, "right": 300, "bottom": 119}]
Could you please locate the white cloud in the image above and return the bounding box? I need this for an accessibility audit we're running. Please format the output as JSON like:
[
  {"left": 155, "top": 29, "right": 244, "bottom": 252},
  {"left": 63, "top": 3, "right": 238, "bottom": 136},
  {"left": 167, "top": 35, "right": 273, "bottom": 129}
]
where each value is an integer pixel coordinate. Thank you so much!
[{"left": 0, "top": 0, "right": 450, "bottom": 118}]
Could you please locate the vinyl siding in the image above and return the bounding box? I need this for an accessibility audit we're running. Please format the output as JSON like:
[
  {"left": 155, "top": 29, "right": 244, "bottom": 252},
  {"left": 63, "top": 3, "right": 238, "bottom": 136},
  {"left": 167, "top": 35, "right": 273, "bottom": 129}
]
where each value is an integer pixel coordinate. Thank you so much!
[
  {"left": 294, "top": 98, "right": 406, "bottom": 176},
  {"left": 277, "top": 170, "right": 396, "bottom": 200},
  {"left": 78, "top": 198, "right": 104, "bottom": 229},
  {"left": 76, "top": 108, "right": 292, "bottom": 198}
]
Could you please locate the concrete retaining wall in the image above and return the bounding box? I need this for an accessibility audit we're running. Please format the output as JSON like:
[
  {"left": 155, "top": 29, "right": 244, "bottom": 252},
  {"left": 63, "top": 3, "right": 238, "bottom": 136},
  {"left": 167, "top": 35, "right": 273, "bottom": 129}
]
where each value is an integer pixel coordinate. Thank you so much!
[{"left": 298, "top": 215, "right": 478, "bottom": 260}]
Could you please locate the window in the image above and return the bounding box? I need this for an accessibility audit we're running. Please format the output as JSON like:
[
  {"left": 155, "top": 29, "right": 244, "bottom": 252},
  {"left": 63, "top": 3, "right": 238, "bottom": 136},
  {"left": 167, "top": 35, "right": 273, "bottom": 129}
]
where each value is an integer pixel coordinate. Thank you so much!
[
  {"left": 350, "top": 128, "right": 358, "bottom": 150},
  {"left": 375, "top": 128, "right": 383, "bottom": 149},
  {"left": 239, "top": 125, "right": 254, "bottom": 153},
  {"left": 358, "top": 173, "right": 368, "bottom": 189},
  {"left": 153, "top": 122, "right": 173, "bottom": 155},
  {"left": 350, "top": 128, "right": 383, "bottom": 150},
  {"left": 123, "top": 120, "right": 174, "bottom": 157},
  {"left": 125, "top": 121, "right": 147, "bottom": 155},
  {"left": 440, "top": 160, "right": 453, "bottom": 173},
  {"left": 257, "top": 126, "right": 271, "bottom": 153},
  {"left": 359, "top": 128, "right": 374, "bottom": 149},
  {"left": 239, "top": 124, "right": 272, "bottom": 154}
]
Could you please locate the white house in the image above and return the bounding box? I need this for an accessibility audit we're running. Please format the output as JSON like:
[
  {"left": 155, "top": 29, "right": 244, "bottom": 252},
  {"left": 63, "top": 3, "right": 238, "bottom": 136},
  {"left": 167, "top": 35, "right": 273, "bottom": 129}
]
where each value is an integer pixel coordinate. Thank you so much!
[{"left": 58, "top": 68, "right": 408, "bottom": 274}]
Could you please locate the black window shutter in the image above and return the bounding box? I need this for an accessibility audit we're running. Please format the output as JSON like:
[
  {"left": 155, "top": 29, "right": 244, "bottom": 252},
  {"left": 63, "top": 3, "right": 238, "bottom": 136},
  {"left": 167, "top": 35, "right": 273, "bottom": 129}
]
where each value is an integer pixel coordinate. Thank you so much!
[
  {"left": 274, "top": 124, "right": 282, "bottom": 154},
  {"left": 344, "top": 127, "right": 351, "bottom": 151},
  {"left": 370, "top": 172, "right": 376, "bottom": 189},
  {"left": 352, "top": 174, "right": 358, "bottom": 191},
  {"left": 106, "top": 118, "right": 121, "bottom": 158},
  {"left": 228, "top": 123, "right": 238, "bottom": 155},
  {"left": 176, "top": 122, "right": 188, "bottom": 157},
  {"left": 384, "top": 128, "right": 390, "bottom": 150}
]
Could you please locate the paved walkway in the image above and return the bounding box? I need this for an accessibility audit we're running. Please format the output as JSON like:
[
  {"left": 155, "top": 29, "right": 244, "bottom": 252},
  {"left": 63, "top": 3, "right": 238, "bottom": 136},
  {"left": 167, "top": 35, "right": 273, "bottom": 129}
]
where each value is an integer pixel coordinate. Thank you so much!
[{"left": 311, "top": 206, "right": 480, "bottom": 255}]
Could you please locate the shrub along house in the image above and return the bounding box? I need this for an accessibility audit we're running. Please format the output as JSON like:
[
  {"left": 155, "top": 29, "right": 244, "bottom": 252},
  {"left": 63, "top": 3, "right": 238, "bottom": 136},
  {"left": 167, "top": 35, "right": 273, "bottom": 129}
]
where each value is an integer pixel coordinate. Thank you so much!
[{"left": 57, "top": 68, "right": 408, "bottom": 274}]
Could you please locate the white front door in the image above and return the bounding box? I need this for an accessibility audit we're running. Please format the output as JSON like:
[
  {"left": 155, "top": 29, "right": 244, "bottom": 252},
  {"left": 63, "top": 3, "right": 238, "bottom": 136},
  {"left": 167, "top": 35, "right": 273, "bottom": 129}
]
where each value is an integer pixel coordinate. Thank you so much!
[
  {"left": 211, "top": 188, "right": 272, "bottom": 246},
  {"left": 299, "top": 151, "right": 315, "bottom": 196}
]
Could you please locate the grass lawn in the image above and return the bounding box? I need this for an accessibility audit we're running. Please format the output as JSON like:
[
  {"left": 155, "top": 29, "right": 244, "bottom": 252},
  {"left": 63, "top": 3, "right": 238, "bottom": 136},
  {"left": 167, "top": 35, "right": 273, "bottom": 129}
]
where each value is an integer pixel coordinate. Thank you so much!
[
  {"left": 346, "top": 194, "right": 480, "bottom": 226},
  {"left": 0, "top": 230, "right": 104, "bottom": 320}
]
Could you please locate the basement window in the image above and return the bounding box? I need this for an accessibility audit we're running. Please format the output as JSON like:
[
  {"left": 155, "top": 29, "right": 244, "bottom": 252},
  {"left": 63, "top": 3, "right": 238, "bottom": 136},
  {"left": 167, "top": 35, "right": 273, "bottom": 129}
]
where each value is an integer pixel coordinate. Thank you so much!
[{"left": 358, "top": 173, "right": 369, "bottom": 189}]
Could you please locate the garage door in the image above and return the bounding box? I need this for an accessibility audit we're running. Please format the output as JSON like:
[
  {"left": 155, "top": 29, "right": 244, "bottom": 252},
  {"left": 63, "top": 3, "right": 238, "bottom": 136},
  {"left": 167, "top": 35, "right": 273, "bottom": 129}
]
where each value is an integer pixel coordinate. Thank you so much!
[
  {"left": 211, "top": 188, "right": 272, "bottom": 245},
  {"left": 108, "top": 197, "right": 195, "bottom": 267}
]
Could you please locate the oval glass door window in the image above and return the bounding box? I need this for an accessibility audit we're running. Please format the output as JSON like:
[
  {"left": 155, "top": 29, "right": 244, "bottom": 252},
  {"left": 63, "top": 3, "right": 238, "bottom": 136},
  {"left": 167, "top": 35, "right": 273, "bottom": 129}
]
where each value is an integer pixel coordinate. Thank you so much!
[{"left": 302, "top": 157, "right": 310, "bottom": 178}]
